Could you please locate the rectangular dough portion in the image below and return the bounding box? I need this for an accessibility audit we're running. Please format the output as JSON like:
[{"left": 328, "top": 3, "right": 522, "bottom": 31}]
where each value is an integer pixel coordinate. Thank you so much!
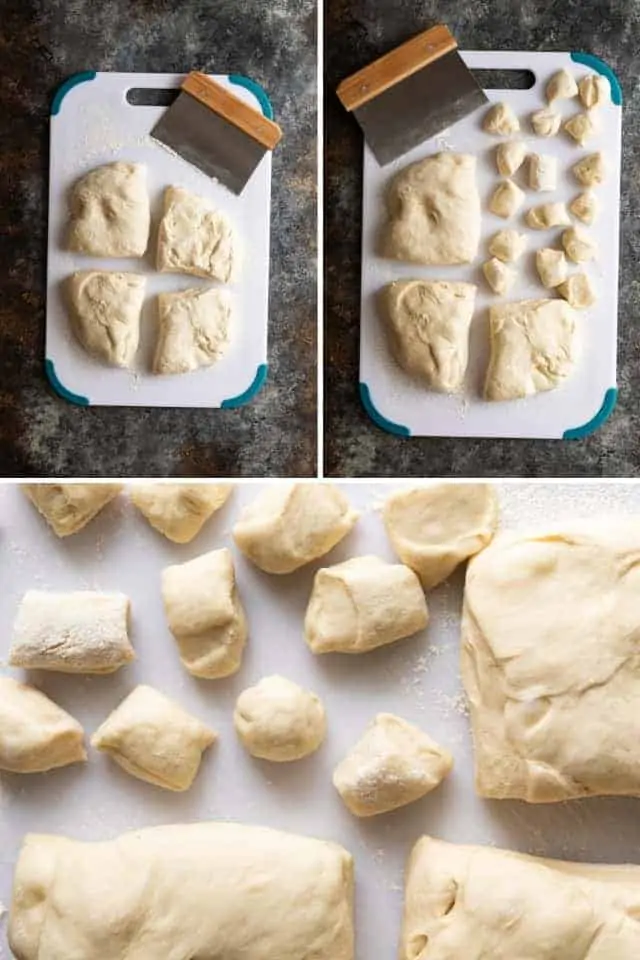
[
  {"left": 401, "top": 836, "right": 640, "bottom": 960},
  {"left": 9, "top": 823, "right": 354, "bottom": 960}
]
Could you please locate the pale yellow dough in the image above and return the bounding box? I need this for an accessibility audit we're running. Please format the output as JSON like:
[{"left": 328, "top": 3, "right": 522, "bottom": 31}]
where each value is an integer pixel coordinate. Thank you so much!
[
  {"left": 562, "top": 226, "right": 597, "bottom": 263},
  {"left": 525, "top": 202, "right": 571, "bottom": 229},
  {"left": 482, "top": 101, "right": 520, "bottom": 135},
  {"left": 482, "top": 257, "right": 515, "bottom": 295},
  {"left": 558, "top": 272, "right": 597, "bottom": 309},
  {"left": 489, "top": 179, "right": 525, "bottom": 219},
  {"left": 570, "top": 190, "right": 598, "bottom": 224},
  {"left": 530, "top": 106, "right": 562, "bottom": 137},
  {"left": 535, "top": 248, "right": 567, "bottom": 288},
  {"left": 131, "top": 483, "right": 232, "bottom": 543},
  {"left": 546, "top": 68, "right": 578, "bottom": 102},
  {"left": 0, "top": 676, "right": 86, "bottom": 773},
  {"left": 528, "top": 153, "right": 557, "bottom": 191},
  {"left": 22, "top": 483, "right": 121, "bottom": 536},
  {"left": 564, "top": 111, "right": 599, "bottom": 145},
  {"left": 234, "top": 675, "right": 326, "bottom": 761},
  {"left": 67, "top": 162, "right": 150, "bottom": 257},
  {"left": 154, "top": 286, "right": 232, "bottom": 375},
  {"left": 573, "top": 152, "right": 605, "bottom": 186},
  {"left": 579, "top": 73, "right": 609, "bottom": 109},
  {"left": 157, "top": 186, "right": 236, "bottom": 282},
  {"left": 495, "top": 140, "right": 525, "bottom": 176},
  {"left": 65, "top": 270, "right": 146, "bottom": 368},
  {"left": 488, "top": 229, "right": 527, "bottom": 262}
]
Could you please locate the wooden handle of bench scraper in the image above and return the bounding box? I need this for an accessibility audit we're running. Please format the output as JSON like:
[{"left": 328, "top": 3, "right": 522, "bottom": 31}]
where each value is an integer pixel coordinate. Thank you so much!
[
  {"left": 182, "top": 72, "right": 283, "bottom": 150},
  {"left": 336, "top": 24, "right": 457, "bottom": 112}
]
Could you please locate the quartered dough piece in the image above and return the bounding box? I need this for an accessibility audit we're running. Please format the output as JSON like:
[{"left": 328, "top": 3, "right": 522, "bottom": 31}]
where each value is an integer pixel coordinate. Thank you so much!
[
  {"left": 383, "top": 483, "right": 498, "bottom": 591},
  {"left": 482, "top": 258, "right": 515, "bottom": 296},
  {"left": 234, "top": 675, "right": 326, "bottom": 762},
  {"left": 495, "top": 140, "right": 526, "bottom": 176},
  {"left": 562, "top": 226, "right": 597, "bottom": 262},
  {"left": 570, "top": 189, "right": 598, "bottom": 224},
  {"left": 131, "top": 483, "right": 232, "bottom": 543},
  {"left": 233, "top": 483, "right": 358, "bottom": 575},
  {"left": 546, "top": 68, "right": 578, "bottom": 102},
  {"left": 488, "top": 229, "right": 527, "bottom": 262},
  {"left": 0, "top": 676, "right": 86, "bottom": 773},
  {"left": 482, "top": 102, "right": 520, "bottom": 135},
  {"left": 333, "top": 713, "right": 453, "bottom": 817},
  {"left": 382, "top": 153, "right": 481, "bottom": 266},
  {"left": 65, "top": 271, "right": 146, "bottom": 368},
  {"left": 530, "top": 106, "right": 562, "bottom": 137},
  {"left": 153, "top": 286, "right": 231, "bottom": 375},
  {"left": 558, "top": 271, "right": 597, "bottom": 309},
  {"left": 579, "top": 73, "right": 609, "bottom": 109},
  {"left": 564, "top": 111, "right": 598, "bottom": 145},
  {"left": 379, "top": 280, "right": 477, "bottom": 392},
  {"left": 461, "top": 518, "right": 640, "bottom": 801},
  {"left": 400, "top": 836, "right": 640, "bottom": 960},
  {"left": 22, "top": 483, "right": 121, "bottom": 537},
  {"left": 535, "top": 248, "right": 567, "bottom": 288},
  {"left": 157, "top": 186, "right": 236, "bottom": 282},
  {"left": 9, "top": 823, "right": 355, "bottom": 960},
  {"left": 525, "top": 202, "right": 571, "bottom": 229},
  {"left": 10, "top": 591, "right": 134, "bottom": 675},
  {"left": 67, "top": 162, "right": 150, "bottom": 257},
  {"left": 488, "top": 180, "right": 525, "bottom": 219},
  {"left": 485, "top": 299, "right": 577, "bottom": 401},
  {"left": 573, "top": 151, "right": 605, "bottom": 186},
  {"left": 528, "top": 153, "right": 557, "bottom": 191},
  {"left": 92, "top": 685, "right": 216, "bottom": 791},
  {"left": 162, "top": 548, "right": 247, "bottom": 679},
  {"left": 304, "top": 556, "right": 428, "bottom": 654}
]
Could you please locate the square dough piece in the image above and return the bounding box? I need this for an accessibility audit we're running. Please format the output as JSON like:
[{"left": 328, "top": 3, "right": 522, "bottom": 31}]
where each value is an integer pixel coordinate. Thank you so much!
[
  {"left": 380, "top": 280, "right": 477, "bottom": 392},
  {"left": 67, "top": 162, "right": 150, "bottom": 258},
  {"left": 462, "top": 518, "right": 640, "bottom": 802},
  {"left": 153, "top": 287, "right": 232, "bottom": 375},
  {"left": 381, "top": 153, "right": 481, "bottom": 265},
  {"left": 484, "top": 299, "right": 577, "bottom": 401},
  {"left": 23, "top": 483, "right": 122, "bottom": 537},
  {"left": 157, "top": 186, "right": 236, "bottom": 282},
  {"left": 0, "top": 676, "right": 86, "bottom": 773},
  {"left": 65, "top": 271, "right": 146, "bottom": 368},
  {"left": 130, "top": 483, "right": 232, "bottom": 543},
  {"left": 400, "top": 836, "right": 640, "bottom": 960}
]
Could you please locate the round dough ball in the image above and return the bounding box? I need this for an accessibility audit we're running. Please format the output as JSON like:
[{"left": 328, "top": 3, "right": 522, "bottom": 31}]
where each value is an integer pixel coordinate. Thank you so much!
[
  {"left": 483, "top": 102, "right": 520, "bottom": 136},
  {"left": 564, "top": 112, "right": 598, "bottom": 146},
  {"left": 546, "top": 68, "right": 578, "bottom": 103},
  {"left": 234, "top": 676, "right": 326, "bottom": 762},
  {"left": 557, "top": 272, "right": 596, "bottom": 309},
  {"left": 579, "top": 74, "right": 609, "bottom": 109},
  {"left": 482, "top": 258, "right": 515, "bottom": 296},
  {"left": 573, "top": 152, "right": 605, "bottom": 187},
  {"left": 488, "top": 229, "right": 527, "bottom": 263},
  {"left": 525, "top": 202, "right": 571, "bottom": 229},
  {"left": 570, "top": 190, "right": 598, "bottom": 225},
  {"left": 495, "top": 141, "right": 526, "bottom": 177},
  {"left": 562, "top": 226, "right": 597, "bottom": 263},
  {"left": 489, "top": 180, "right": 525, "bottom": 219},
  {"left": 530, "top": 106, "right": 562, "bottom": 137},
  {"left": 536, "top": 248, "right": 568, "bottom": 289}
]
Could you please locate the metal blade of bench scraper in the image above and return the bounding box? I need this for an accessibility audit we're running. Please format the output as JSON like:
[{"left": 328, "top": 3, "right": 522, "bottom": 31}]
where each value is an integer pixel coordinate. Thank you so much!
[
  {"left": 354, "top": 49, "right": 488, "bottom": 167},
  {"left": 151, "top": 90, "right": 267, "bottom": 195}
]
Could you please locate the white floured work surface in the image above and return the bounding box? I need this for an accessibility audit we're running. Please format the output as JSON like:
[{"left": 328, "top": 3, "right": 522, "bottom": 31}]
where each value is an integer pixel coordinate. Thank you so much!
[
  {"left": 2, "top": 481, "right": 640, "bottom": 959},
  {"left": 47, "top": 73, "right": 272, "bottom": 407},
  {"left": 360, "top": 51, "right": 622, "bottom": 438}
]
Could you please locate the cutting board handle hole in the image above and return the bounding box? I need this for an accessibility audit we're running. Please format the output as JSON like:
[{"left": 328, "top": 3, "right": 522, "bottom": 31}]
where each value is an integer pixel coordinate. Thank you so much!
[
  {"left": 126, "top": 88, "right": 180, "bottom": 107},
  {"left": 471, "top": 68, "right": 535, "bottom": 90}
]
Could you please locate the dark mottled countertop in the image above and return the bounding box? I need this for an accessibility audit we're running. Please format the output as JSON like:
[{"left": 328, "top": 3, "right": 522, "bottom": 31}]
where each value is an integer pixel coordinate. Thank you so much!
[
  {"left": 325, "top": 0, "right": 640, "bottom": 477},
  {"left": 0, "top": 0, "right": 316, "bottom": 477}
]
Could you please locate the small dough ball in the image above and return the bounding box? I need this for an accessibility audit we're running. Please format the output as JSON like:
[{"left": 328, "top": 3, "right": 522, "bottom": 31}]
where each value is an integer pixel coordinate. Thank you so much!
[
  {"left": 92, "top": 685, "right": 216, "bottom": 792},
  {"left": 562, "top": 226, "right": 597, "bottom": 263},
  {"left": 536, "top": 248, "right": 568, "bottom": 288},
  {"left": 157, "top": 186, "right": 236, "bottom": 283},
  {"left": 483, "top": 102, "right": 520, "bottom": 136},
  {"left": 488, "top": 229, "right": 527, "bottom": 263},
  {"left": 67, "top": 162, "right": 150, "bottom": 258},
  {"left": 489, "top": 180, "right": 525, "bottom": 219},
  {"left": 65, "top": 270, "right": 146, "bottom": 368},
  {"left": 383, "top": 483, "right": 498, "bottom": 591},
  {"left": 570, "top": 190, "right": 598, "bottom": 225},
  {"left": 0, "top": 676, "right": 86, "bottom": 773},
  {"left": 546, "top": 68, "right": 578, "bottom": 103},
  {"left": 304, "top": 556, "right": 428, "bottom": 654},
  {"left": 233, "top": 483, "right": 358, "bottom": 574},
  {"left": 495, "top": 141, "right": 526, "bottom": 177},
  {"left": 528, "top": 154, "right": 557, "bottom": 192},
  {"left": 234, "top": 675, "right": 326, "bottom": 762},
  {"left": 154, "top": 287, "right": 231, "bottom": 376},
  {"left": 530, "top": 106, "right": 562, "bottom": 137},
  {"left": 579, "top": 74, "right": 609, "bottom": 109},
  {"left": 525, "top": 202, "right": 571, "bottom": 229},
  {"left": 573, "top": 152, "right": 605, "bottom": 186},
  {"left": 333, "top": 713, "right": 453, "bottom": 817},
  {"left": 482, "top": 258, "right": 516, "bottom": 296},
  {"left": 131, "top": 483, "right": 232, "bottom": 543},
  {"left": 23, "top": 483, "right": 121, "bottom": 537},
  {"left": 557, "top": 272, "right": 597, "bottom": 309},
  {"left": 564, "top": 112, "right": 598, "bottom": 146}
]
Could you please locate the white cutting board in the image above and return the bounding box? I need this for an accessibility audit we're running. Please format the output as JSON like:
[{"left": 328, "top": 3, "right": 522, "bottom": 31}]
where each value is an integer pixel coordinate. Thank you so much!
[
  {"left": 360, "top": 51, "right": 622, "bottom": 439},
  {"left": 47, "top": 72, "right": 273, "bottom": 408},
  {"left": 2, "top": 481, "right": 640, "bottom": 958}
]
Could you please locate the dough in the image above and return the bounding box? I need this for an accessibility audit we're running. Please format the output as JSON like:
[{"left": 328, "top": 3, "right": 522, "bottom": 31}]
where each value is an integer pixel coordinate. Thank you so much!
[
  {"left": 525, "top": 202, "right": 571, "bottom": 229},
  {"left": 564, "top": 111, "right": 598, "bottom": 145},
  {"left": 579, "top": 73, "right": 609, "bottom": 109},
  {"left": 382, "top": 153, "right": 480, "bottom": 265},
  {"left": 546, "top": 68, "right": 578, "bottom": 102},
  {"left": 488, "top": 229, "right": 527, "bottom": 262},
  {"left": 333, "top": 713, "right": 452, "bottom": 817},
  {"left": 157, "top": 186, "right": 236, "bottom": 282},
  {"left": 10, "top": 591, "right": 134, "bottom": 675},
  {"left": 234, "top": 675, "right": 326, "bottom": 761},
  {"left": 0, "top": 676, "right": 85, "bottom": 773},
  {"left": 573, "top": 152, "right": 605, "bottom": 186},
  {"left": 379, "top": 280, "right": 477, "bottom": 392},
  {"left": 528, "top": 153, "right": 557, "bottom": 191},
  {"left": 570, "top": 190, "right": 598, "bottom": 224},
  {"left": 383, "top": 483, "right": 498, "bottom": 591},
  {"left": 154, "top": 286, "right": 231, "bottom": 375},
  {"left": 131, "top": 483, "right": 232, "bottom": 543},
  {"left": 485, "top": 299, "right": 577, "bottom": 401},
  {"left": 67, "top": 162, "right": 150, "bottom": 257},
  {"left": 162, "top": 548, "right": 247, "bottom": 679},
  {"left": 9, "top": 823, "right": 354, "bottom": 960},
  {"left": 482, "top": 102, "right": 519, "bottom": 135},
  {"left": 22, "top": 483, "right": 121, "bottom": 537},
  {"left": 65, "top": 270, "right": 146, "bottom": 368},
  {"left": 488, "top": 180, "right": 525, "bottom": 219},
  {"left": 562, "top": 226, "right": 597, "bottom": 262},
  {"left": 535, "top": 248, "right": 567, "bottom": 288},
  {"left": 304, "top": 556, "right": 428, "bottom": 654},
  {"left": 92, "top": 684, "right": 216, "bottom": 791},
  {"left": 400, "top": 836, "right": 640, "bottom": 960},
  {"left": 530, "top": 106, "right": 562, "bottom": 137},
  {"left": 495, "top": 141, "right": 526, "bottom": 176},
  {"left": 233, "top": 483, "right": 358, "bottom": 574},
  {"left": 461, "top": 518, "right": 640, "bottom": 801},
  {"left": 558, "top": 272, "right": 597, "bottom": 309},
  {"left": 482, "top": 258, "right": 515, "bottom": 296}
]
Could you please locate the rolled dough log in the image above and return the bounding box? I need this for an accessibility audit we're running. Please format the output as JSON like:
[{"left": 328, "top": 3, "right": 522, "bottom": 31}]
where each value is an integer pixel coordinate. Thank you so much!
[
  {"left": 0, "top": 676, "right": 86, "bottom": 773},
  {"left": 22, "top": 483, "right": 121, "bottom": 537}
]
